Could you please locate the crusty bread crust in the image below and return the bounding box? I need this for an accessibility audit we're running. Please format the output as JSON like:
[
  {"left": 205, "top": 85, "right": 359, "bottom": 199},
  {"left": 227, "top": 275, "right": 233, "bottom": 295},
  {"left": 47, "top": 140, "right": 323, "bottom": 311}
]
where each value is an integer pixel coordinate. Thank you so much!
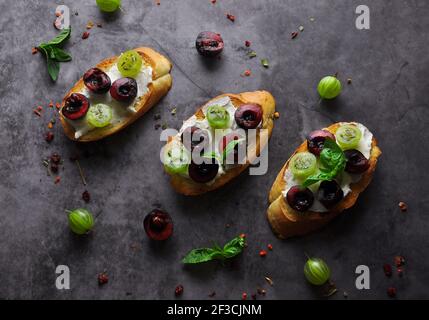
[
  {"left": 60, "top": 47, "right": 172, "bottom": 142},
  {"left": 267, "top": 123, "right": 382, "bottom": 239},
  {"left": 167, "top": 91, "right": 276, "bottom": 196}
]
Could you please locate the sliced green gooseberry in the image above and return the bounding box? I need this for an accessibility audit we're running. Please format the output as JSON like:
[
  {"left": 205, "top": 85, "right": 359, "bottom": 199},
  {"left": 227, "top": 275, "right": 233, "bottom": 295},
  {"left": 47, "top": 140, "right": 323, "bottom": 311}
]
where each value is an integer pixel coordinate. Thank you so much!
[
  {"left": 86, "top": 103, "right": 112, "bottom": 128},
  {"left": 206, "top": 105, "right": 230, "bottom": 129},
  {"left": 164, "top": 143, "right": 190, "bottom": 175},
  {"left": 290, "top": 152, "right": 317, "bottom": 180},
  {"left": 335, "top": 124, "right": 362, "bottom": 150},
  {"left": 117, "top": 50, "right": 143, "bottom": 77}
]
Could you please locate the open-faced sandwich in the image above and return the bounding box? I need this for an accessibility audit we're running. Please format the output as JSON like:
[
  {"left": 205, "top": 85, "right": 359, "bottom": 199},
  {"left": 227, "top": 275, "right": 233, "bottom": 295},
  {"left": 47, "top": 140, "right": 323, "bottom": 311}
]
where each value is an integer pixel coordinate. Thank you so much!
[
  {"left": 163, "top": 91, "right": 276, "bottom": 196},
  {"left": 267, "top": 122, "right": 381, "bottom": 238},
  {"left": 60, "top": 47, "right": 172, "bottom": 141}
]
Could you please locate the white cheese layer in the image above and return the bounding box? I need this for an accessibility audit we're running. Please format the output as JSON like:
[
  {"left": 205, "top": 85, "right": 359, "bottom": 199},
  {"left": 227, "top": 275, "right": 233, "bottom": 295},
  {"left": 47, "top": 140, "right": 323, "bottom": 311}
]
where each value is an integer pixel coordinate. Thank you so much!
[
  {"left": 282, "top": 122, "right": 373, "bottom": 212},
  {"left": 65, "top": 64, "right": 153, "bottom": 139}
]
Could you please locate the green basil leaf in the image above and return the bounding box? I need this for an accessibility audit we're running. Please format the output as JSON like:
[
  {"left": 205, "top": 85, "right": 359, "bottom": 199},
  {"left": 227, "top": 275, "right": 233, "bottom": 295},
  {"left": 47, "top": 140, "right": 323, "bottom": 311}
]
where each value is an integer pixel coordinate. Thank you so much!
[
  {"left": 44, "top": 27, "right": 71, "bottom": 46},
  {"left": 50, "top": 47, "right": 72, "bottom": 62},
  {"left": 323, "top": 139, "right": 343, "bottom": 156},
  {"left": 182, "top": 236, "right": 245, "bottom": 264},
  {"left": 38, "top": 46, "right": 60, "bottom": 81},
  {"left": 303, "top": 139, "right": 345, "bottom": 187},
  {"left": 47, "top": 58, "right": 60, "bottom": 81},
  {"left": 222, "top": 138, "right": 244, "bottom": 160},
  {"left": 182, "top": 248, "right": 218, "bottom": 264},
  {"left": 222, "top": 236, "right": 245, "bottom": 258}
]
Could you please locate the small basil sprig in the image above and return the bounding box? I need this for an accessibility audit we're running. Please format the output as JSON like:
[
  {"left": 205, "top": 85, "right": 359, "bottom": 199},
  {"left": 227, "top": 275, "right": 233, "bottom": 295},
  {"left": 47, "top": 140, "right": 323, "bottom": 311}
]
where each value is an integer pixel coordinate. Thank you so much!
[
  {"left": 223, "top": 138, "right": 244, "bottom": 161},
  {"left": 37, "top": 27, "right": 72, "bottom": 81},
  {"left": 303, "top": 139, "right": 346, "bottom": 187},
  {"left": 182, "top": 236, "right": 245, "bottom": 264},
  {"left": 201, "top": 138, "right": 245, "bottom": 164}
]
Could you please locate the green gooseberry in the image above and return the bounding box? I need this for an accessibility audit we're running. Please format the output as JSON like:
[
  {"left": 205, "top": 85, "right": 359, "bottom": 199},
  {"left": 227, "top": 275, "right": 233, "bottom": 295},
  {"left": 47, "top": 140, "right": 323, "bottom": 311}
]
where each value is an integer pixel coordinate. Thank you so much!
[
  {"left": 304, "top": 257, "right": 331, "bottom": 285},
  {"left": 317, "top": 76, "right": 342, "bottom": 99},
  {"left": 67, "top": 208, "right": 94, "bottom": 235}
]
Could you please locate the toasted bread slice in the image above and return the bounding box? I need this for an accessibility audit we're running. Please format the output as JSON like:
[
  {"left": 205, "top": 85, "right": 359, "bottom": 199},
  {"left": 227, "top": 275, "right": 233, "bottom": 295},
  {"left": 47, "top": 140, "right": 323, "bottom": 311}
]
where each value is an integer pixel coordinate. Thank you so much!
[
  {"left": 267, "top": 123, "right": 382, "bottom": 239},
  {"left": 60, "top": 47, "right": 172, "bottom": 142},
  {"left": 167, "top": 91, "right": 276, "bottom": 196}
]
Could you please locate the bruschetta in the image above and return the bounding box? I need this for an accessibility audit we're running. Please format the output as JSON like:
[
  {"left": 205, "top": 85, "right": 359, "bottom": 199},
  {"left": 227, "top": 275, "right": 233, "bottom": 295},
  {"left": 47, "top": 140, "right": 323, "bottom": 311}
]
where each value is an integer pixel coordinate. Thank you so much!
[
  {"left": 163, "top": 91, "right": 276, "bottom": 196},
  {"left": 60, "top": 47, "right": 172, "bottom": 142},
  {"left": 267, "top": 122, "right": 381, "bottom": 238}
]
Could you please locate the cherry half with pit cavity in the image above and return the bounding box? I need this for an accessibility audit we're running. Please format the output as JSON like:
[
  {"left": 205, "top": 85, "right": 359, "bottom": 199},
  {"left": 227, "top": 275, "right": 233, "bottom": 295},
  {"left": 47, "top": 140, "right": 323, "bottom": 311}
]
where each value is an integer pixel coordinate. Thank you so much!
[
  {"left": 181, "top": 126, "right": 210, "bottom": 152},
  {"left": 62, "top": 93, "right": 90, "bottom": 120},
  {"left": 110, "top": 77, "right": 138, "bottom": 102},
  {"left": 188, "top": 158, "right": 219, "bottom": 183},
  {"left": 83, "top": 68, "right": 111, "bottom": 94},
  {"left": 306, "top": 130, "right": 336, "bottom": 156},
  {"left": 344, "top": 149, "right": 370, "bottom": 174},
  {"left": 317, "top": 180, "right": 344, "bottom": 209},
  {"left": 286, "top": 186, "right": 314, "bottom": 212},
  {"left": 143, "top": 209, "right": 173, "bottom": 241},
  {"left": 234, "top": 104, "right": 263, "bottom": 130},
  {"left": 196, "top": 31, "right": 224, "bottom": 57}
]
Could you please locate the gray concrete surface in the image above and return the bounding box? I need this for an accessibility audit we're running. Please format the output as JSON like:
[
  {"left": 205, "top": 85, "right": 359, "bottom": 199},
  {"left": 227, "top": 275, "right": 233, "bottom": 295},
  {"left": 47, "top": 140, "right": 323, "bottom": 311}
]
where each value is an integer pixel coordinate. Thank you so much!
[{"left": 0, "top": 0, "right": 428, "bottom": 299}]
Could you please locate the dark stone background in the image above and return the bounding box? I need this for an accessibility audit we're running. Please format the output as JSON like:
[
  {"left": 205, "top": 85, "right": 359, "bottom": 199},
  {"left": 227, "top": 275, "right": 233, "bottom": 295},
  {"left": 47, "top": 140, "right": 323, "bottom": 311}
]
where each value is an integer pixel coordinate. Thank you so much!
[{"left": 0, "top": 0, "right": 428, "bottom": 300}]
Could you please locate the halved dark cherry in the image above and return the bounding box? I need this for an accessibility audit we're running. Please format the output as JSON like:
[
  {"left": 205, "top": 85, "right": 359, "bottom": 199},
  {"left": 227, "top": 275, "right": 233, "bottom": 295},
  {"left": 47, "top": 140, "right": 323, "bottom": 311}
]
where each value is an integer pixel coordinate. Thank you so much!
[
  {"left": 196, "top": 31, "right": 224, "bottom": 57},
  {"left": 234, "top": 104, "right": 263, "bottom": 129},
  {"left": 110, "top": 77, "right": 138, "bottom": 102},
  {"left": 143, "top": 209, "right": 173, "bottom": 241},
  {"left": 219, "top": 132, "right": 246, "bottom": 164},
  {"left": 181, "top": 126, "right": 210, "bottom": 152},
  {"left": 317, "top": 180, "right": 344, "bottom": 208},
  {"left": 188, "top": 158, "right": 219, "bottom": 183},
  {"left": 62, "top": 93, "right": 90, "bottom": 120},
  {"left": 286, "top": 186, "right": 314, "bottom": 212},
  {"left": 344, "top": 149, "right": 370, "bottom": 174},
  {"left": 306, "top": 130, "right": 336, "bottom": 156},
  {"left": 83, "top": 68, "right": 111, "bottom": 94}
]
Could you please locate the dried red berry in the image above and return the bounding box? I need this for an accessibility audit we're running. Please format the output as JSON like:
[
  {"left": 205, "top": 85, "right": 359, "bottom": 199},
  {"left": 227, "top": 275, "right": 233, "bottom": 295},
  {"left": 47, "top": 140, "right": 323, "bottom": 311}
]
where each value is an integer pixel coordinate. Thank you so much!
[
  {"left": 50, "top": 153, "right": 61, "bottom": 164},
  {"left": 211, "top": 0, "right": 216, "bottom": 4},
  {"left": 54, "top": 176, "right": 61, "bottom": 184},
  {"left": 175, "top": 285, "right": 184, "bottom": 297},
  {"left": 32, "top": 47, "right": 38, "bottom": 55},
  {"left": 98, "top": 272, "right": 109, "bottom": 285},
  {"left": 239, "top": 233, "right": 246, "bottom": 239},
  {"left": 82, "top": 31, "right": 90, "bottom": 39},
  {"left": 394, "top": 255, "right": 405, "bottom": 267},
  {"left": 82, "top": 190, "right": 91, "bottom": 202},
  {"left": 226, "top": 13, "right": 235, "bottom": 22},
  {"left": 383, "top": 264, "right": 392, "bottom": 277},
  {"left": 267, "top": 244, "right": 273, "bottom": 250},
  {"left": 241, "top": 292, "right": 247, "bottom": 300},
  {"left": 244, "top": 69, "right": 251, "bottom": 77},
  {"left": 45, "top": 132, "right": 54, "bottom": 142},
  {"left": 245, "top": 40, "right": 251, "bottom": 47},
  {"left": 259, "top": 250, "right": 267, "bottom": 257},
  {"left": 251, "top": 293, "right": 257, "bottom": 300},
  {"left": 387, "top": 287, "right": 397, "bottom": 298}
]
